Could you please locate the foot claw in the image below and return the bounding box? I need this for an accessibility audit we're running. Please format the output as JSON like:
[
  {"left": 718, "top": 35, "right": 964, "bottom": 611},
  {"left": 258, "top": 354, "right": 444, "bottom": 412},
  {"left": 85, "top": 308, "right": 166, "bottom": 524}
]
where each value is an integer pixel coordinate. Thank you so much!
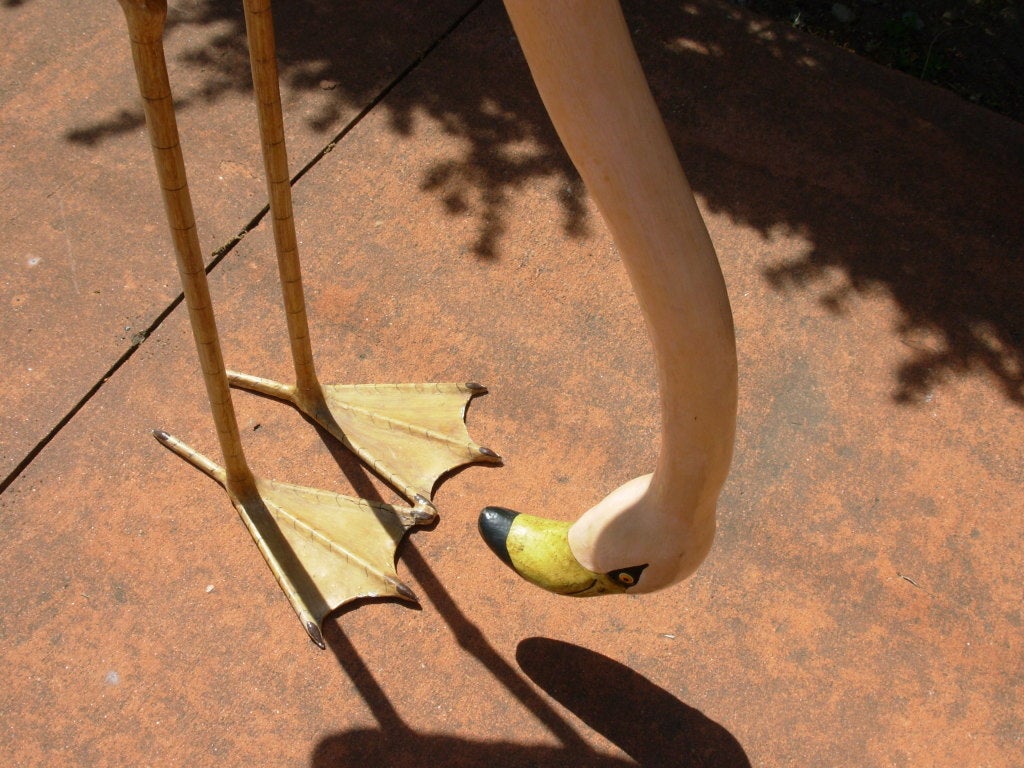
[{"left": 411, "top": 495, "right": 438, "bottom": 524}]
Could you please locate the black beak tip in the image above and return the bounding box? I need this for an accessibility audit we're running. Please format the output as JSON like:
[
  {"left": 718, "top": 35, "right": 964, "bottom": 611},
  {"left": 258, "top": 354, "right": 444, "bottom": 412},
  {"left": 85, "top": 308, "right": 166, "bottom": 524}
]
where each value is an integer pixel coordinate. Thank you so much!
[{"left": 478, "top": 506, "right": 519, "bottom": 568}]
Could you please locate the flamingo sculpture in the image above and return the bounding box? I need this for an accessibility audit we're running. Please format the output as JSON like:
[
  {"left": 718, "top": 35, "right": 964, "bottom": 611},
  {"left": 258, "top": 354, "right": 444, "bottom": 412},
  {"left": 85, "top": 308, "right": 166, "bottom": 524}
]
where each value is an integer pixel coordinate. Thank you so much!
[
  {"left": 120, "top": 0, "right": 734, "bottom": 646},
  {"left": 479, "top": 0, "right": 737, "bottom": 596},
  {"left": 116, "top": 0, "right": 497, "bottom": 647}
]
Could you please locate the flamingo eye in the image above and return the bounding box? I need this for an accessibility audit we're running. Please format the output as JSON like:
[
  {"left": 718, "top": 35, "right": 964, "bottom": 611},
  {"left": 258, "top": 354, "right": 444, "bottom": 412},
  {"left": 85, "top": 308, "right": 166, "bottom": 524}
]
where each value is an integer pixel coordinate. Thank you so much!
[{"left": 607, "top": 564, "right": 649, "bottom": 589}]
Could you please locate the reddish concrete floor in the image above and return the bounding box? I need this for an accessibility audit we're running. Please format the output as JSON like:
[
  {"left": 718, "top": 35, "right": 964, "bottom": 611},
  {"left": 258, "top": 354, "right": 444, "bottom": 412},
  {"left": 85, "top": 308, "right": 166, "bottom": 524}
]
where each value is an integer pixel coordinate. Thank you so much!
[{"left": 2, "top": 1, "right": 1021, "bottom": 766}]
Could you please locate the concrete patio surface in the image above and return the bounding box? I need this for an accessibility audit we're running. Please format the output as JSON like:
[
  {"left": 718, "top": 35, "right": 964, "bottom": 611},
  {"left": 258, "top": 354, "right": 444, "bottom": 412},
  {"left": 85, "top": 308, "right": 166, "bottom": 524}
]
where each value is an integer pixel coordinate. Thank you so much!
[{"left": 2, "top": 1, "right": 1021, "bottom": 766}]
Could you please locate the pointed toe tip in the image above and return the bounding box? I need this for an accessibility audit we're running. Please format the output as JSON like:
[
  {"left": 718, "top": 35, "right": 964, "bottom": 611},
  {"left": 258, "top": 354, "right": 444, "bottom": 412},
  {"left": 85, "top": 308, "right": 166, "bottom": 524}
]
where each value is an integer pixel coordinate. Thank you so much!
[
  {"left": 411, "top": 509, "right": 436, "bottom": 525},
  {"left": 305, "top": 621, "right": 326, "bottom": 650},
  {"left": 152, "top": 429, "right": 170, "bottom": 442},
  {"left": 395, "top": 582, "right": 418, "bottom": 602},
  {"left": 478, "top": 507, "right": 519, "bottom": 567},
  {"left": 411, "top": 496, "right": 437, "bottom": 524},
  {"left": 478, "top": 446, "right": 501, "bottom": 460}
]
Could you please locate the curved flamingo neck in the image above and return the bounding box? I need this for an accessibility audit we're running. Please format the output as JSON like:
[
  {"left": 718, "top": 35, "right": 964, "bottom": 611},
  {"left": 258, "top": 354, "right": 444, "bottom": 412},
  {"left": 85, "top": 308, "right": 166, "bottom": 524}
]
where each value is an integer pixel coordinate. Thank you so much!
[{"left": 504, "top": 0, "right": 737, "bottom": 590}]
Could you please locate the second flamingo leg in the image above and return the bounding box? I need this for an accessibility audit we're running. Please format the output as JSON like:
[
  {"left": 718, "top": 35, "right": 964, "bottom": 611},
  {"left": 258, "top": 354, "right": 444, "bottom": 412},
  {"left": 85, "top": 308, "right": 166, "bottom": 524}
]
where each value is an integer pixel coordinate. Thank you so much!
[{"left": 228, "top": 0, "right": 500, "bottom": 514}]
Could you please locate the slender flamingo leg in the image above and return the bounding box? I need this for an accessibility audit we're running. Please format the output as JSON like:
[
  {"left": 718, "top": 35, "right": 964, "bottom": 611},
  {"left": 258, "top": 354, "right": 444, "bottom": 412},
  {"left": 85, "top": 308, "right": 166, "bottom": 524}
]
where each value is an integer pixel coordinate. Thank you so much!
[
  {"left": 117, "top": 0, "right": 254, "bottom": 498},
  {"left": 479, "top": 0, "right": 737, "bottom": 596},
  {"left": 239, "top": 0, "right": 320, "bottom": 400},
  {"left": 118, "top": 0, "right": 429, "bottom": 647},
  {"left": 228, "top": 0, "right": 499, "bottom": 514}
]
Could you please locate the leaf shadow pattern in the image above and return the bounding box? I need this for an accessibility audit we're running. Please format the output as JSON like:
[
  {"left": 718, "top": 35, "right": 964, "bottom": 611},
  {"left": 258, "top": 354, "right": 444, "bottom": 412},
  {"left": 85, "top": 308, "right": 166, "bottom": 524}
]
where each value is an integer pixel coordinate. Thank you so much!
[
  {"left": 624, "top": 1, "right": 1023, "bottom": 406},
  {"left": 314, "top": 545, "right": 750, "bottom": 767},
  {"left": 59, "top": 0, "right": 1024, "bottom": 404},
  {"left": 65, "top": 0, "right": 588, "bottom": 259}
]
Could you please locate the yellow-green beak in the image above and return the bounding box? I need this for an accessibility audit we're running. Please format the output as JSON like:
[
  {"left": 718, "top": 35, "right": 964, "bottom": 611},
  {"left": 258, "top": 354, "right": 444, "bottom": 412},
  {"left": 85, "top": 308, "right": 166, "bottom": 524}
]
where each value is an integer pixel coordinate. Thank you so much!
[{"left": 478, "top": 506, "right": 648, "bottom": 596}]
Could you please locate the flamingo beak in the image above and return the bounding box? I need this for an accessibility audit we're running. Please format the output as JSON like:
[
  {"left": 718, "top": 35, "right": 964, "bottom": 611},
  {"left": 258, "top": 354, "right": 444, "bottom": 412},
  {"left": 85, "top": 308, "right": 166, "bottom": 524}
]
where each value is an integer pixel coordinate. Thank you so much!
[{"left": 478, "top": 507, "right": 647, "bottom": 596}]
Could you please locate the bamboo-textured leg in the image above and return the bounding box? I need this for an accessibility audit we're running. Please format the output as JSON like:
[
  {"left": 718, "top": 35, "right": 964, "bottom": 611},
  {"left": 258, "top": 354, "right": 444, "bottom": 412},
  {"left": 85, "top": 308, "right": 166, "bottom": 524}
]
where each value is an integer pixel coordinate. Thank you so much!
[
  {"left": 118, "top": 0, "right": 254, "bottom": 499},
  {"left": 229, "top": 0, "right": 500, "bottom": 514},
  {"left": 240, "top": 0, "right": 320, "bottom": 401},
  {"left": 118, "top": 0, "right": 426, "bottom": 648}
]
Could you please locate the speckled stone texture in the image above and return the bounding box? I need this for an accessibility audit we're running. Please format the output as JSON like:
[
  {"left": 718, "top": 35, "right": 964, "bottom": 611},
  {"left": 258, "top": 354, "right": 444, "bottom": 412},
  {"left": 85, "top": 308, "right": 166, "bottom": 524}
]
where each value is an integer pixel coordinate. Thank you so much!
[{"left": 1, "top": 1, "right": 1021, "bottom": 766}]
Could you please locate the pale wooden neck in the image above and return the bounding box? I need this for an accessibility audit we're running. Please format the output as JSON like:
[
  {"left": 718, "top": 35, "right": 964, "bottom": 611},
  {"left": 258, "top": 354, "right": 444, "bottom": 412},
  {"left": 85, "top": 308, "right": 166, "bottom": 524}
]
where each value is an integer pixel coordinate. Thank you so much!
[{"left": 503, "top": 0, "right": 737, "bottom": 588}]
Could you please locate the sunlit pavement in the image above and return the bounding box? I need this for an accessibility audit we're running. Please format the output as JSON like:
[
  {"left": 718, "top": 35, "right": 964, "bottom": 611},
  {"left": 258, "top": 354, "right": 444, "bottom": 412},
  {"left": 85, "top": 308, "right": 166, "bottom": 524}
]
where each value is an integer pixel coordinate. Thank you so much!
[{"left": 2, "top": 2, "right": 1021, "bottom": 765}]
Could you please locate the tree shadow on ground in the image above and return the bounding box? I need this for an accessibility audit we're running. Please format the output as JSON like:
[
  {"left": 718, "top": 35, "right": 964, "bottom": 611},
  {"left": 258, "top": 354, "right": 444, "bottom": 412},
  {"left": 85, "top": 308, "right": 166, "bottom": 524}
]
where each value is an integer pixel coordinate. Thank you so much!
[
  {"left": 64, "top": 0, "right": 587, "bottom": 260},
  {"left": 53, "top": 0, "right": 1024, "bottom": 405},
  {"left": 625, "top": 2, "right": 1023, "bottom": 407},
  {"left": 314, "top": 543, "right": 750, "bottom": 767}
]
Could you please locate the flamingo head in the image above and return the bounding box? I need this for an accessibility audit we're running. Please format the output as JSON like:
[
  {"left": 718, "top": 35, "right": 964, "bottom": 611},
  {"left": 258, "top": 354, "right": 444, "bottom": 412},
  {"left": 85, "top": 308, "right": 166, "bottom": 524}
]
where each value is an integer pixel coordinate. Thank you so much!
[{"left": 478, "top": 506, "right": 649, "bottom": 596}]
